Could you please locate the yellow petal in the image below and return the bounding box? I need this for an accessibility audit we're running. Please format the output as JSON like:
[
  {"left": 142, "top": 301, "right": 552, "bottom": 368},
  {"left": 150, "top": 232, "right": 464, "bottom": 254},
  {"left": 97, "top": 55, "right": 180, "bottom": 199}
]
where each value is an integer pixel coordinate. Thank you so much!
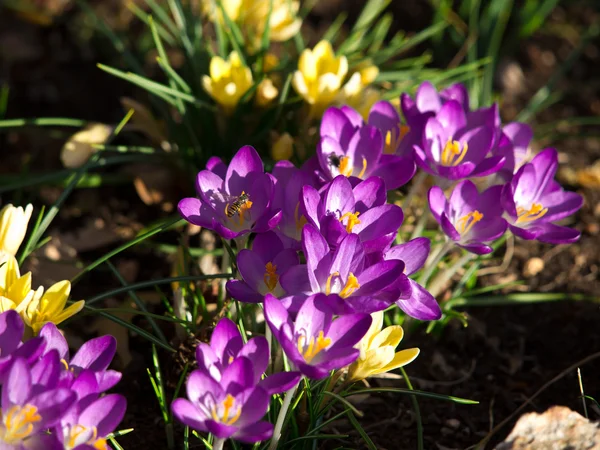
[
  {"left": 0, "top": 254, "right": 21, "bottom": 291},
  {"left": 0, "top": 204, "right": 34, "bottom": 256},
  {"left": 348, "top": 346, "right": 396, "bottom": 381},
  {"left": 370, "top": 325, "right": 404, "bottom": 349},
  {"left": 298, "top": 50, "right": 316, "bottom": 82},
  {"left": 292, "top": 71, "right": 310, "bottom": 101},
  {"left": 0, "top": 297, "right": 17, "bottom": 313},
  {"left": 209, "top": 56, "right": 228, "bottom": 80},
  {"left": 39, "top": 280, "right": 71, "bottom": 315},
  {"left": 256, "top": 78, "right": 279, "bottom": 106},
  {"left": 61, "top": 124, "right": 112, "bottom": 169},
  {"left": 379, "top": 348, "right": 420, "bottom": 373},
  {"left": 313, "top": 40, "right": 334, "bottom": 64},
  {"left": 359, "top": 65, "right": 379, "bottom": 85},
  {"left": 6, "top": 272, "right": 33, "bottom": 306}
]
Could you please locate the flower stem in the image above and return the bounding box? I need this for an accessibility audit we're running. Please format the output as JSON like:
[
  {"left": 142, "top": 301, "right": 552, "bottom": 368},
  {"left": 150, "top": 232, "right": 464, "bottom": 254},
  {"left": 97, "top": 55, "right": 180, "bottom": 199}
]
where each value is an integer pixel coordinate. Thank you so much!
[
  {"left": 403, "top": 171, "right": 427, "bottom": 212},
  {"left": 212, "top": 438, "right": 225, "bottom": 450},
  {"left": 268, "top": 383, "right": 299, "bottom": 450},
  {"left": 419, "top": 240, "right": 453, "bottom": 287},
  {"left": 410, "top": 202, "right": 430, "bottom": 240},
  {"left": 428, "top": 251, "right": 475, "bottom": 298}
]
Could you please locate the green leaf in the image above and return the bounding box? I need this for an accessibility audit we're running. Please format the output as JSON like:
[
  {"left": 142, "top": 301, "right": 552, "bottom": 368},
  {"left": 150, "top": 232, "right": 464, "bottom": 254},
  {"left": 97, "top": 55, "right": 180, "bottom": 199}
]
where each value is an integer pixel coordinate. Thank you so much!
[
  {"left": 347, "top": 411, "right": 377, "bottom": 450},
  {"left": 343, "top": 387, "right": 478, "bottom": 404}
]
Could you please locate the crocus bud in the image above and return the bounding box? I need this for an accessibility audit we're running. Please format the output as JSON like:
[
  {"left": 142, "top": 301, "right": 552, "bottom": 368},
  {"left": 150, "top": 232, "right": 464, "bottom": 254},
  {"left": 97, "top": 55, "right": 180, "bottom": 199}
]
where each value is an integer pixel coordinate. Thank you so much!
[
  {"left": 61, "top": 123, "right": 112, "bottom": 168},
  {"left": 271, "top": 132, "right": 294, "bottom": 161},
  {"left": 0, "top": 203, "right": 33, "bottom": 256}
]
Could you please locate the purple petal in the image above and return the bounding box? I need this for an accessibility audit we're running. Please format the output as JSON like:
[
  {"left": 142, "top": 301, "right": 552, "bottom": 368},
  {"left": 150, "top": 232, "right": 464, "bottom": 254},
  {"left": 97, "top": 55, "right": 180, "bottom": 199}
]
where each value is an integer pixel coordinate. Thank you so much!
[
  {"left": 350, "top": 125, "right": 383, "bottom": 176},
  {"left": 302, "top": 224, "right": 331, "bottom": 291},
  {"left": 529, "top": 222, "right": 581, "bottom": 244},
  {"left": 251, "top": 231, "right": 284, "bottom": 263},
  {"left": 317, "top": 347, "right": 360, "bottom": 371},
  {"left": 327, "top": 314, "right": 371, "bottom": 350},
  {"left": 354, "top": 260, "right": 405, "bottom": 297},
  {"left": 441, "top": 213, "right": 461, "bottom": 241},
  {"left": 171, "top": 398, "right": 207, "bottom": 432},
  {"left": 321, "top": 107, "right": 356, "bottom": 149},
  {"left": 368, "top": 100, "right": 401, "bottom": 134},
  {"left": 352, "top": 204, "right": 404, "bottom": 243},
  {"left": 39, "top": 323, "right": 68, "bottom": 361},
  {"left": 436, "top": 100, "right": 466, "bottom": 137},
  {"left": 0, "top": 310, "right": 24, "bottom": 355},
  {"left": 187, "top": 370, "right": 223, "bottom": 404},
  {"left": 4, "top": 357, "right": 31, "bottom": 407},
  {"left": 280, "top": 265, "right": 311, "bottom": 295},
  {"left": 449, "top": 180, "right": 479, "bottom": 218},
  {"left": 226, "top": 280, "right": 264, "bottom": 303},
  {"left": 258, "top": 372, "right": 301, "bottom": 395},
  {"left": 30, "top": 388, "right": 76, "bottom": 429},
  {"left": 370, "top": 155, "right": 416, "bottom": 189},
  {"left": 206, "top": 156, "right": 227, "bottom": 178},
  {"left": 396, "top": 279, "right": 442, "bottom": 320},
  {"left": 80, "top": 394, "right": 126, "bottom": 436},
  {"left": 237, "top": 249, "right": 267, "bottom": 291},
  {"left": 235, "top": 387, "right": 271, "bottom": 428},
  {"left": 440, "top": 83, "right": 469, "bottom": 110},
  {"left": 238, "top": 337, "right": 269, "bottom": 382},
  {"left": 221, "top": 357, "right": 255, "bottom": 393},
  {"left": 96, "top": 370, "right": 122, "bottom": 392},
  {"left": 471, "top": 155, "right": 506, "bottom": 177},
  {"left": 235, "top": 421, "right": 274, "bottom": 443},
  {"left": 437, "top": 162, "right": 477, "bottom": 180},
  {"left": 340, "top": 106, "right": 364, "bottom": 128},
  {"left": 195, "top": 343, "right": 220, "bottom": 380},
  {"left": 264, "top": 294, "right": 293, "bottom": 336},
  {"left": 353, "top": 176, "right": 387, "bottom": 211},
  {"left": 178, "top": 197, "right": 214, "bottom": 228},
  {"left": 205, "top": 419, "right": 238, "bottom": 439},
  {"left": 460, "top": 126, "right": 494, "bottom": 164},
  {"left": 415, "top": 81, "right": 442, "bottom": 113},
  {"left": 317, "top": 136, "right": 344, "bottom": 179},
  {"left": 71, "top": 336, "right": 116, "bottom": 372},
  {"left": 196, "top": 170, "right": 225, "bottom": 207},
  {"left": 330, "top": 234, "right": 362, "bottom": 281},
  {"left": 324, "top": 176, "right": 355, "bottom": 217},
  {"left": 301, "top": 185, "right": 322, "bottom": 228},
  {"left": 295, "top": 295, "right": 332, "bottom": 342},
  {"left": 385, "top": 237, "right": 431, "bottom": 275},
  {"left": 428, "top": 186, "right": 447, "bottom": 221},
  {"left": 541, "top": 190, "right": 583, "bottom": 223},
  {"left": 210, "top": 318, "right": 243, "bottom": 363},
  {"left": 460, "top": 243, "right": 493, "bottom": 255},
  {"left": 225, "top": 146, "right": 264, "bottom": 195}
]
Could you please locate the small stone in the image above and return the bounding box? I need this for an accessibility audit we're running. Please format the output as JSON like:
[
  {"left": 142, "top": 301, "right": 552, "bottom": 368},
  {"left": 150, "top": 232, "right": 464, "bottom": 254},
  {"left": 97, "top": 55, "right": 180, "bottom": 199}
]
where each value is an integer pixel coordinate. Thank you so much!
[
  {"left": 496, "top": 406, "right": 600, "bottom": 449},
  {"left": 445, "top": 419, "right": 460, "bottom": 429},
  {"left": 523, "top": 257, "right": 545, "bottom": 278}
]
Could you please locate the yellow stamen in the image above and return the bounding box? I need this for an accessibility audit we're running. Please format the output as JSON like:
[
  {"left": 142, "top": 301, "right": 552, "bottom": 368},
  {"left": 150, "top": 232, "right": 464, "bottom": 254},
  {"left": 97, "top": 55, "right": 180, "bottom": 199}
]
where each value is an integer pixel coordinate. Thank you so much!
[
  {"left": 325, "top": 271, "right": 340, "bottom": 295},
  {"left": 294, "top": 202, "right": 307, "bottom": 231},
  {"left": 93, "top": 438, "right": 108, "bottom": 450},
  {"left": 263, "top": 262, "right": 279, "bottom": 292},
  {"left": 297, "top": 331, "right": 332, "bottom": 363},
  {"left": 338, "top": 156, "right": 353, "bottom": 177},
  {"left": 384, "top": 125, "right": 410, "bottom": 154},
  {"left": 68, "top": 424, "right": 100, "bottom": 448},
  {"left": 210, "top": 394, "right": 242, "bottom": 426},
  {"left": 238, "top": 200, "right": 253, "bottom": 226},
  {"left": 228, "top": 355, "right": 234, "bottom": 364},
  {"left": 456, "top": 211, "right": 483, "bottom": 235},
  {"left": 3, "top": 404, "right": 41, "bottom": 443},
  {"left": 357, "top": 157, "right": 368, "bottom": 179},
  {"left": 60, "top": 359, "right": 70, "bottom": 371},
  {"left": 339, "top": 211, "right": 361, "bottom": 233},
  {"left": 441, "top": 139, "right": 469, "bottom": 166},
  {"left": 339, "top": 272, "right": 360, "bottom": 298},
  {"left": 516, "top": 203, "right": 548, "bottom": 224}
]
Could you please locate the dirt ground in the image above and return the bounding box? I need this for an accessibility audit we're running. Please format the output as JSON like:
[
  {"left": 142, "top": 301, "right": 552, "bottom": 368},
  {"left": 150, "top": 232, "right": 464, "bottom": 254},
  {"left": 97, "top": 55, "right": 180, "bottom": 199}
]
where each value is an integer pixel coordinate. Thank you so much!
[{"left": 1, "top": 2, "right": 599, "bottom": 449}]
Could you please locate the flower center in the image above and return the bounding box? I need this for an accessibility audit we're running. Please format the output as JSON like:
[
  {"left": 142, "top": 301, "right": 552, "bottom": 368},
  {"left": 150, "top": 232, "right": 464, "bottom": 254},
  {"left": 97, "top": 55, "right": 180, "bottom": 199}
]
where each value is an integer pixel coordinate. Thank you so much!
[
  {"left": 384, "top": 125, "right": 410, "bottom": 154},
  {"left": 297, "top": 331, "right": 332, "bottom": 363},
  {"left": 325, "top": 272, "right": 361, "bottom": 298},
  {"left": 210, "top": 394, "right": 242, "bottom": 426},
  {"left": 339, "top": 211, "right": 361, "bottom": 233},
  {"left": 294, "top": 202, "right": 307, "bottom": 231},
  {"left": 456, "top": 211, "right": 483, "bottom": 235},
  {"left": 338, "top": 156, "right": 368, "bottom": 178},
  {"left": 441, "top": 139, "right": 468, "bottom": 166},
  {"left": 66, "top": 424, "right": 106, "bottom": 449},
  {"left": 1, "top": 404, "right": 41, "bottom": 444},
  {"left": 516, "top": 203, "right": 548, "bottom": 224},
  {"left": 224, "top": 191, "right": 253, "bottom": 226},
  {"left": 263, "top": 262, "right": 279, "bottom": 292}
]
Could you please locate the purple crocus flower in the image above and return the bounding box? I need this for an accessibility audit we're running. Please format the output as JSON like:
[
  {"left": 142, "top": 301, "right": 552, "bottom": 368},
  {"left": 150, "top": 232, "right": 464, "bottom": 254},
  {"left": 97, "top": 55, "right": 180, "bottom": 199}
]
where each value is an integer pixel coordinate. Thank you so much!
[
  {"left": 301, "top": 175, "right": 403, "bottom": 254},
  {"left": 414, "top": 100, "right": 504, "bottom": 180},
  {"left": 501, "top": 148, "right": 583, "bottom": 244},
  {"left": 494, "top": 122, "right": 533, "bottom": 182},
  {"left": 367, "top": 100, "right": 419, "bottom": 159},
  {"left": 171, "top": 358, "right": 274, "bottom": 443},
  {"left": 264, "top": 293, "right": 371, "bottom": 379},
  {"left": 401, "top": 81, "right": 470, "bottom": 122},
  {"left": 280, "top": 225, "right": 409, "bottom": 313},
  {"left": 0, "top": 311, "right": 45, "bottom": 383},
  {"left": 271, "top": 160, "right": 321, "bottom": 246},
  {"left": 56, "top": 394, "right": 126, "bottom": 450},
  {"left": 383, "top": 238, "right": 442, "bottom": 320},
  {"left": 195, "top": 317, "right": 300, "bottom": 395},
  {"left": 317, "top": 106, "right": 415, "bottom": 189},
  {"left": 0, "top": 357, "right": 75, "bottom": 449},
  {"left": 178, "top": 146, "right": 282, "bottom": 239},
  {"left": 39, "top": 323, "right": 121, "bottom": 394},
  {"left": 226, "top": 231, "right": 299, "bottom": 303},
  {"left": 429, "top": 180, "right": 507, "bottom": 254}
]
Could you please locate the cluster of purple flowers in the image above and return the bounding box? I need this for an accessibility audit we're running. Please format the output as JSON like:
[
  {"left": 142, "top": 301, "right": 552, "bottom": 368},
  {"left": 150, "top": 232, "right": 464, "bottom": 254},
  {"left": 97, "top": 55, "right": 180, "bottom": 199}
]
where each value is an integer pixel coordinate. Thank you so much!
[
  {"left": 0, "top": 310, "right": 125, "bottom": 449},
  {"left": 176, "top": 81, "right": 582, "bottom": 445}
]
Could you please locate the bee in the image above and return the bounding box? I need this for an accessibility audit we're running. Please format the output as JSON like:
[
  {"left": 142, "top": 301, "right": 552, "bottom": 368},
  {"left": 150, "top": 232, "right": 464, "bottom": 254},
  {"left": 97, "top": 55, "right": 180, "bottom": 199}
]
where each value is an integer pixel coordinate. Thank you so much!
[
  {"left": 226, "top": 192, "right": 250, "bottom": 217},
  {"left": 328, "top": 153, "right": 342, "bottom": 168}
]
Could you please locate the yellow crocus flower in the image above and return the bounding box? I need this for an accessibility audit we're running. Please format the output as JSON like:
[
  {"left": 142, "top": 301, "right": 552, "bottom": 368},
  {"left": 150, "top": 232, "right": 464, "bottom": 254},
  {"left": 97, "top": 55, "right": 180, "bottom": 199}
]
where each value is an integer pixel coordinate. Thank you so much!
[
  {"left": 271, "top": 132, "right": 294, "bottom": 161},
  {"left": 202, "top": 52, "right": 254, "bottom": 114},
  {"left": 0, "top": 204, "right": 33, "bottom": 257},
  {"left": 0, "top": 254, "right": 37, "bottom": 314},
  {"left": 292, "top": 40, "right": 348, "bottom": 117},
  {"left": 242, "top": 0, "right": 301, "bottom": 44},
  {"left": 24, "top": 280, "right": 84, "bottom": 335},
  {"left": 255, "top": 78, "right": 279, "bottom": 107},
  {"left": 347, "top": 311, "right": 419, "bottom": 382},
  {"left": 61, "top": 123, "right": 113, "bottom": 168}
]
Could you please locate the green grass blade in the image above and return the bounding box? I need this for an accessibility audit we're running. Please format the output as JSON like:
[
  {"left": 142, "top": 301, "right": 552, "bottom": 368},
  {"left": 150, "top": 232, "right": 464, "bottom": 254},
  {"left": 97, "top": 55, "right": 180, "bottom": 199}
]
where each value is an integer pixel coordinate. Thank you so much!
[
  {"left": 347, "top": 411, "right": 377, "bottom": 450},
  {"left": 343, "top": 387, "right": 478, "bottom": 404},
  {"left": 401, "top": 367, "right": 423, "bottom": 450},
  {"left": 447, "top": 292, "right": 600, "bottom": 309},
  {"left": 0, "top": 117, "right": 86, "bottom": 129},
  {"left": 71, "top": 216, "right": 182, "bottom": 284},
  {"left": 128, "top": 3, "right": 176, "bottom": 46}
]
